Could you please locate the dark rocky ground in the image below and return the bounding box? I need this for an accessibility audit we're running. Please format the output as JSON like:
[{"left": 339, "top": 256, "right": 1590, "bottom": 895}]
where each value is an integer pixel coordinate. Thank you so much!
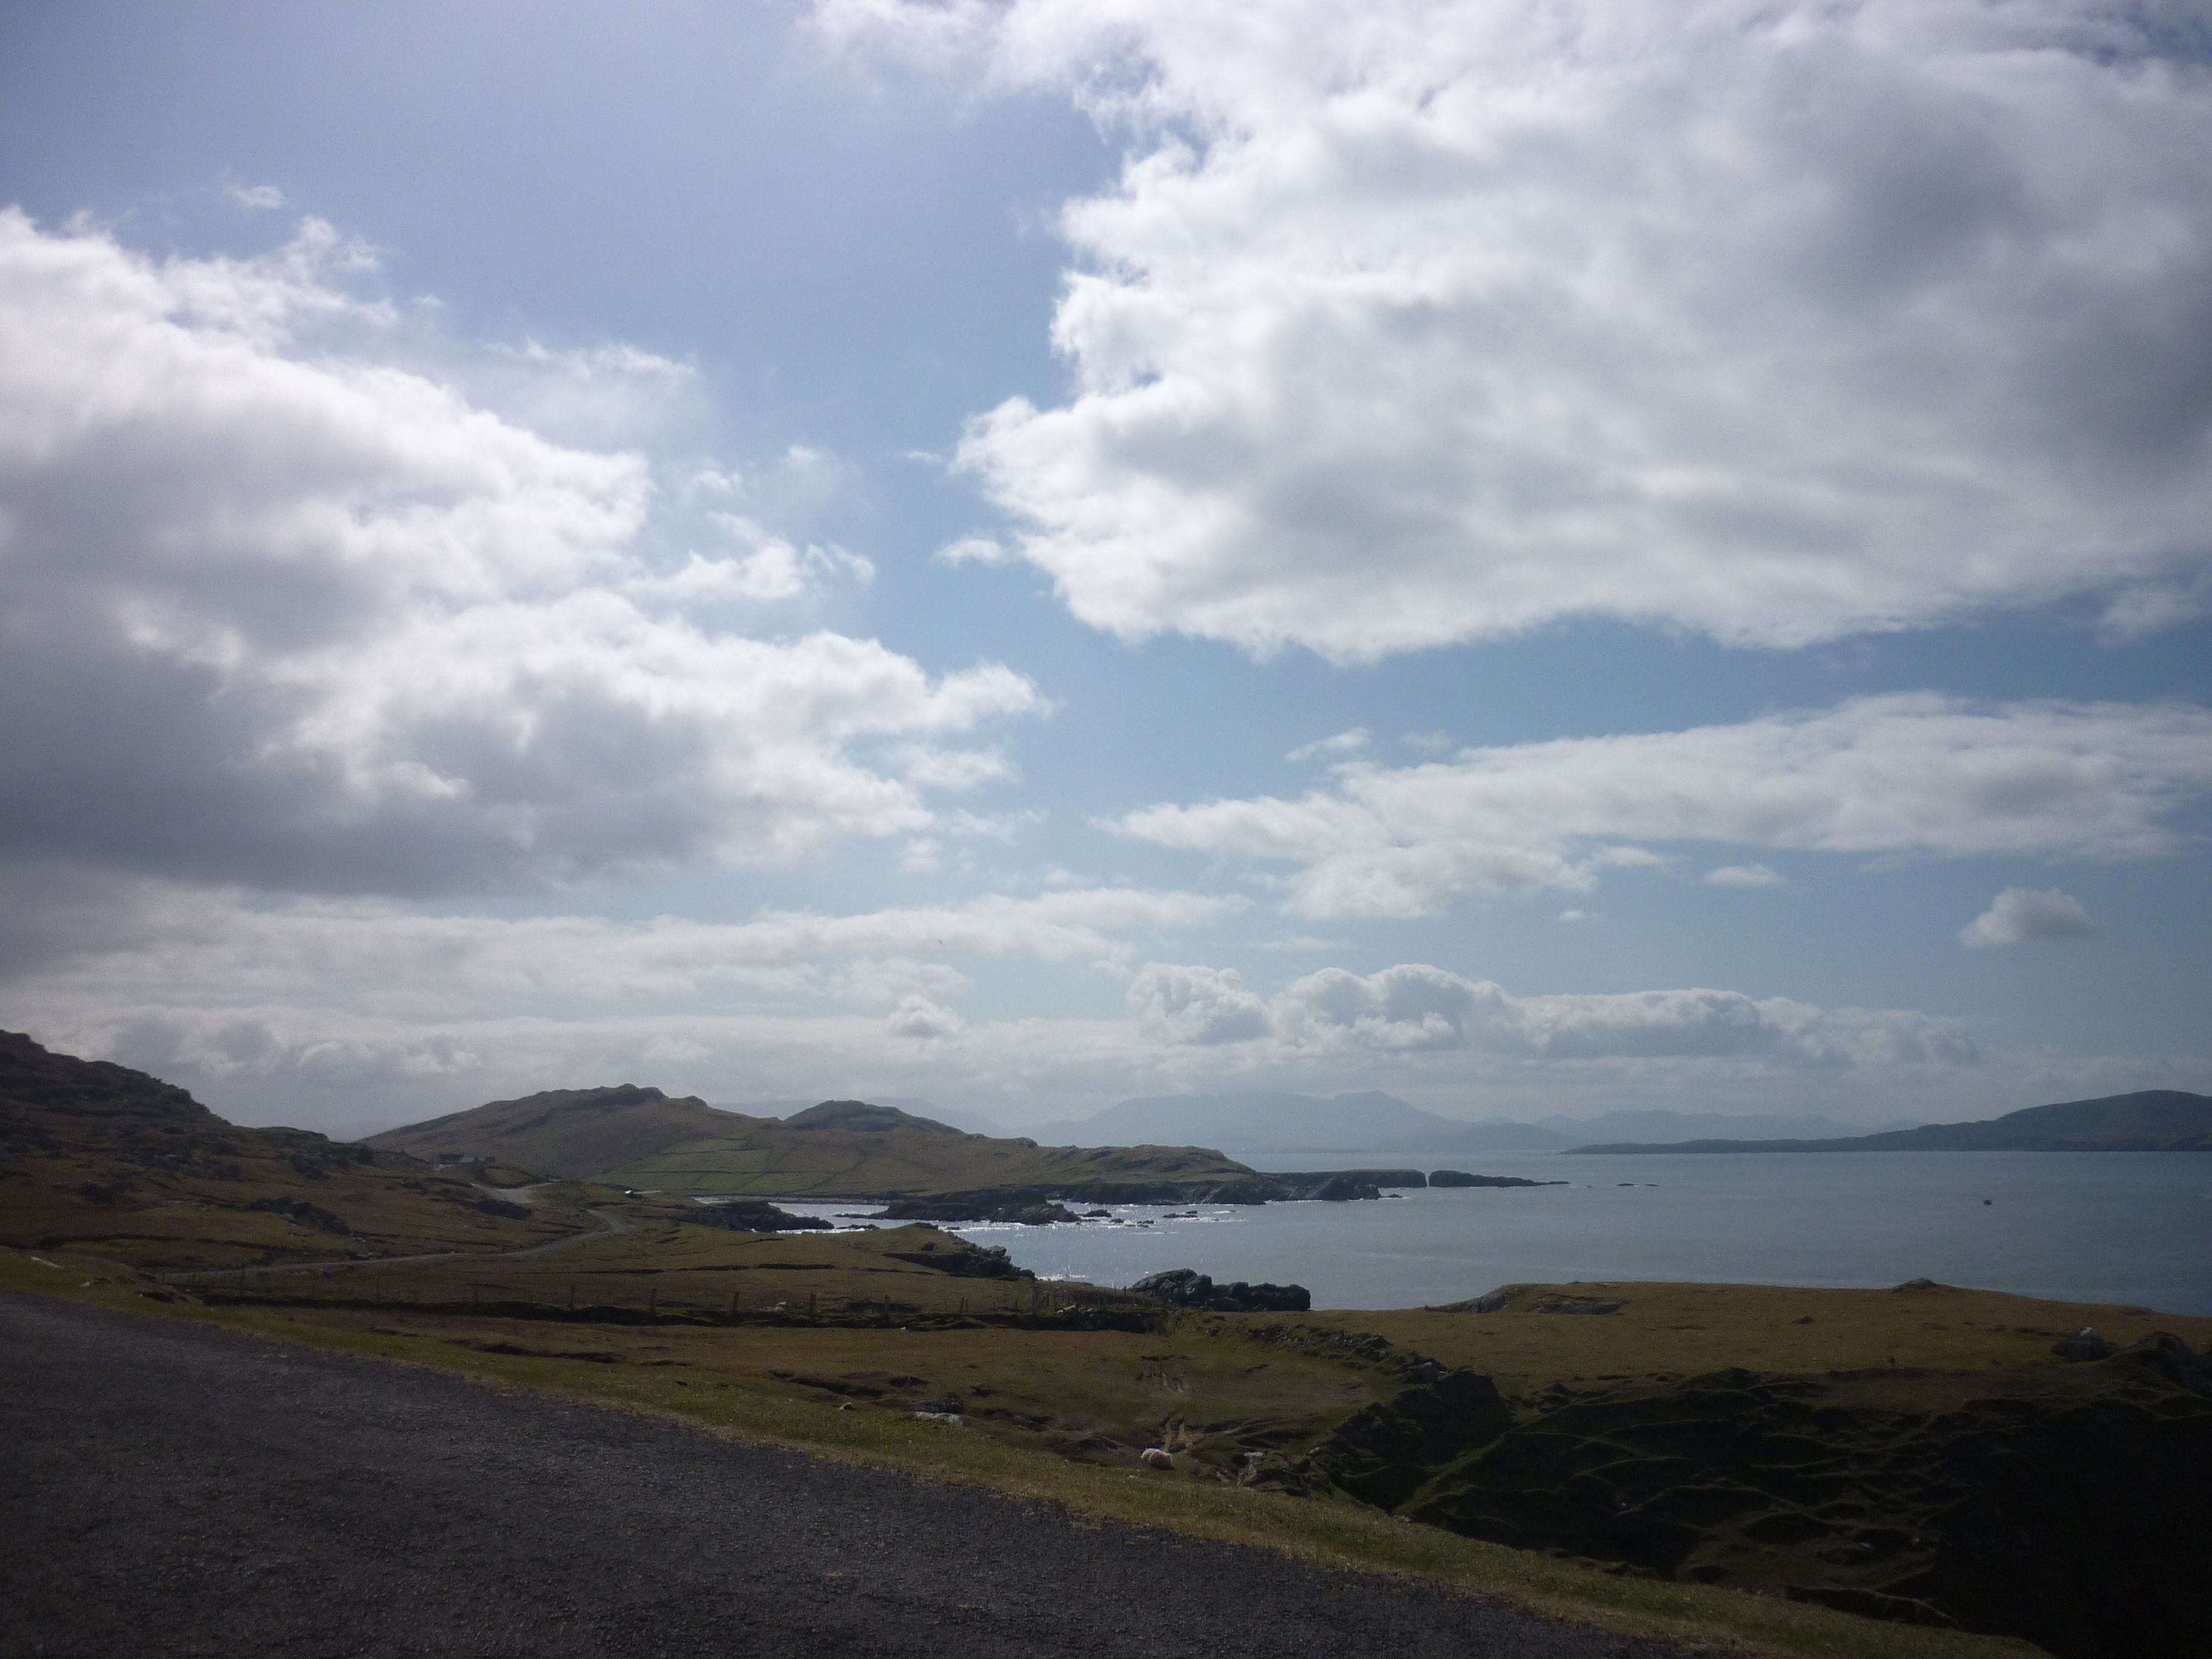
[{"left": 1, "top": 1292, "right": 1683, "bottom": 1659}]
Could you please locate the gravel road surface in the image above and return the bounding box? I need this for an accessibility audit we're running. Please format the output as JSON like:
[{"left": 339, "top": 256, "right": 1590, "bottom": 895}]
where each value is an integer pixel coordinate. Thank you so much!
[{"left": 2, "top": 1292, "right": 1686, "bottom": 1659}]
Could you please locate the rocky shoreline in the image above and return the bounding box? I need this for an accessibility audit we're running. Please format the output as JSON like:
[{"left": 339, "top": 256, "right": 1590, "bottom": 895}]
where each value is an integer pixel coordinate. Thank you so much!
[{"left": 784, "top": 1166, "right": 1570, "bottom": 1221}]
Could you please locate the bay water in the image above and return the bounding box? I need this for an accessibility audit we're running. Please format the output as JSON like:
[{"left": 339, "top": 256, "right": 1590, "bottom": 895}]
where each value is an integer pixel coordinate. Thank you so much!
[{"left": 780, "top": 1150, "right": 2212, "bottom": 1315}]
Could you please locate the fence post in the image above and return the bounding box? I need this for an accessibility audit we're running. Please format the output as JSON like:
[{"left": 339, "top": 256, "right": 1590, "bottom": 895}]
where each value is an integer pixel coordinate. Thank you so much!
[{"left": 729, "top": 1289, "right": 739, "bottom": 1318}]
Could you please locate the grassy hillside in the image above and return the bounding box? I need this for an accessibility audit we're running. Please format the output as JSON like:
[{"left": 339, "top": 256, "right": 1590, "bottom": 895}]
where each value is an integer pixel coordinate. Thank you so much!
[
  {"left": 364, "top": 1084, "right": 763, "bottom": 1176},
  {"left": 0, "top": 1030, "right": 586, "bottom": 1270}
]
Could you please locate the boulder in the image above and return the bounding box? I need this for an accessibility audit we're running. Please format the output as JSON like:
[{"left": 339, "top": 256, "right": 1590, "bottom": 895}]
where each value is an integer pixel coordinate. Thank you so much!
[
  {"left": 1528, "top": 1293, "right": 1623, "bottom": 1315},
  {"left": 2051, "top": 1326, "right": 2112, "bottom": 1360},
  {"left": 2112, "top": 1332, "right": 2212, "bottom": 1395},
  {"left": 1130, "top": 1267, "right": 1311, "bottom": 1313}
]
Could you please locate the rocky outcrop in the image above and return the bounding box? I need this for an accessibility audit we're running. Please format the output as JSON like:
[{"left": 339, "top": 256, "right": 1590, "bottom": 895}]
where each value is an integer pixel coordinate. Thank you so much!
[
  {"left": 874, "top": 1198, "right": 1080, "bottom": 1225},
  {"left": 1269, "top": 1169, "right": 1417, "bottom": 1196},
  {"left": 877, "top": 1235, "right": 1030, "bottom": 1279},
  {"left": 1427, "top": 1170, "right": 1568, "bottom": 1188},
  {"left": 1315, "top": 1175, "right": 1381, "bottom": 1201},
  {"left": 1298, "top": 1369, "right": 1515, "bottom": 1510},
  {"left": 1526, "top": 1292, "right": 1621, "bottom": 1315},
  {"left": 691, "top": 1199, "right": 832, "bottom": 1232},
  {"left": 1130, "top": 1268, "right": 1310, "bottom": 1313},
  {"left": 2049, "top": 1326, "right": 2111, "bottom": 1359}
]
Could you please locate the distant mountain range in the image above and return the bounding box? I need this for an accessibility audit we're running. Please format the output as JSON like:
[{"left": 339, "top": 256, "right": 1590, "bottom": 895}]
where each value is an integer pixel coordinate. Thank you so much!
[
  {"left": 1023, "top": 1091, "right": 1906, "bottom": 1154},
  {"left": 1567, "top": 1090, "right": 2212, "bottom": 1153}
]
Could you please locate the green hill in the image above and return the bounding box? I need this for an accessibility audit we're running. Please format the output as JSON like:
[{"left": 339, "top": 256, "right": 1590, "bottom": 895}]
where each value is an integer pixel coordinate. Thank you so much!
[
  {"left": 367, "top": 1085, "right": 1261, "bottom": 1198},
  {"left": 364, "top": 1085, "right": 763, "bottom": 1177},
  {"left": 1566, "top": 1088, "right": 2212, "bottom": 1154},
  {"left": 602, "top": 1105, "right": 1258, "bottom": 1199}
]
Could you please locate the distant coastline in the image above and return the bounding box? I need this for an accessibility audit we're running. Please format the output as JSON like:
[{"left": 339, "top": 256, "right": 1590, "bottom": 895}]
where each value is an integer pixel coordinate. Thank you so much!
[{"left": 1564, "top": 1088, "right": 2211, "bottom": 1154}]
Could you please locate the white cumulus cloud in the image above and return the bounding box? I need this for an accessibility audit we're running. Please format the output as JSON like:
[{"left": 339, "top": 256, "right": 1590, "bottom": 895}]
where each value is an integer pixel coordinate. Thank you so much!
[
  {"left": 1127, "top": 962, "right": 1272, "bottom": 1045},
  {"left": 0, "top": 210, "right": 1041, "bottom": 897},
  {"left": 1111, "top": 695, "right": 2212, "bottom": 917},
  {"left": 1960, "top": 886, "right": 2101, "bottom": 948},
  {"left": 888, "top": 994, "right": 968, "bottom": 1039},
  {"left": 1285, "top": 728, "right": 1370, "bottom": 763},
  {"left": 1707, "top": 863, "right": 1786, "bottom": 888},
  {"left": 825, "top": 0, "right": 2212, "bottom": 659}
]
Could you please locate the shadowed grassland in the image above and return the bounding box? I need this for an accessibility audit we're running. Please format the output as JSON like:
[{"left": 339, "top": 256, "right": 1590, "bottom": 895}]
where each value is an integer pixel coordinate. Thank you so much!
[
  {"left": 1247, "top": 1284, "right": 2212, "bottom": 1659},
  {"left": 1, "top": 1244, "right": 2043, "bottom": 1659}
]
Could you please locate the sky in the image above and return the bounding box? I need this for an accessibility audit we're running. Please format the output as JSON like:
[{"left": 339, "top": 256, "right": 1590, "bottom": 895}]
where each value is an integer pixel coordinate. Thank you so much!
[{"left": 1, "top": 0, "right": 2208, "bottom": 1138}]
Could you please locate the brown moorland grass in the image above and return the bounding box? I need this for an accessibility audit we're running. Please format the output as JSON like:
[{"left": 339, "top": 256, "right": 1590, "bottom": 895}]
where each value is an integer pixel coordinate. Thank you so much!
[
  {"left": 1288, "top": 1279, "right": 2212, "bottom": 1393},
  {"left": 297, "top": 1216, "right": 1083, "bottom": 1320}
]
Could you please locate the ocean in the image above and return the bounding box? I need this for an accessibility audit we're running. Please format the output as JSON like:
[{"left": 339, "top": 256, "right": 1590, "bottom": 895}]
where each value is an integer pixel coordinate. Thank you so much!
[{"left": 779, "top": 1149, "right": 2212, "bottom": 1316}]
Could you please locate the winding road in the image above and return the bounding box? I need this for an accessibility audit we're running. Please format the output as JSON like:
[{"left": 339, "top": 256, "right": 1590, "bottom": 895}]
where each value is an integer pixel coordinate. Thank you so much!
[{"left": 2, "top": 1292, "right": 1686, "bottom": 1659}]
